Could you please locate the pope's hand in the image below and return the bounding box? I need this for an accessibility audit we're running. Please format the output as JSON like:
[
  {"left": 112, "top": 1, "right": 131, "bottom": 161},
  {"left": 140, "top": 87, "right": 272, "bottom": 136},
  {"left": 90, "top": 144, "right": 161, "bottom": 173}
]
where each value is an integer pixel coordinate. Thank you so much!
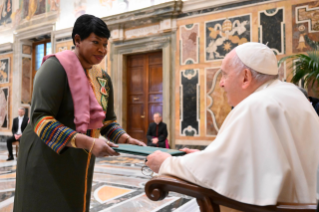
[
  {"left": 179, "top": 148, "right": 200, "bottom": 154},
  {"left": 127, "top": 137, "right": 146, "bottom": 146},
  {"left": 146, "top": 150, "right": 171, "bottom": 173},
  {"left": 91, "top": 139, "right": 120, "bottom": 157}
]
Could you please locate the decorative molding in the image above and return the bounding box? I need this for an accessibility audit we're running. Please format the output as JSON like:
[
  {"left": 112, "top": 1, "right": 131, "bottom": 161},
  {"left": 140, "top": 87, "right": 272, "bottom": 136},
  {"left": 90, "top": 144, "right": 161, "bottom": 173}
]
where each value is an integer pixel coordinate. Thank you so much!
[
  {"left": 125, "top": 25, "right": 160, "bottom": 40},
  {"left": 181, "top": 0, "right": 252, "bottom": 13},
  {"left": 0, "top": 43, "right": 13, "bottom": 53},
  {"left": 14, "top": 11, "right": 59, "bottom": 33},
  {"left": 178, "top": 0, "right": 282, "bottom": 19},
  {"left": 53, "top": 27, "right": 73, "bottom": 40},
  {"left": 101, "top": 0, "right": 182, "bottom": 30}
]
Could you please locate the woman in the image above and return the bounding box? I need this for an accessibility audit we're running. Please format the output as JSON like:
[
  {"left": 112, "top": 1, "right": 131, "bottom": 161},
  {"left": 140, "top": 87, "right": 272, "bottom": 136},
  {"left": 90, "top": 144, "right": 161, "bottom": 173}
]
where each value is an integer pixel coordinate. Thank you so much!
[{"left": 14, "top": 14, "right": 144, "bottom": 212}]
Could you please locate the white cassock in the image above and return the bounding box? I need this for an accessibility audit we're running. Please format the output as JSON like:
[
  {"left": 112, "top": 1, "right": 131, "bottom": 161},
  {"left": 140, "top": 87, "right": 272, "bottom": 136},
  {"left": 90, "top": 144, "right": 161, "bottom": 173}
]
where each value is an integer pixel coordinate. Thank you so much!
[{"left": 159, "top": 79, "right": 319, "bottom": 206}]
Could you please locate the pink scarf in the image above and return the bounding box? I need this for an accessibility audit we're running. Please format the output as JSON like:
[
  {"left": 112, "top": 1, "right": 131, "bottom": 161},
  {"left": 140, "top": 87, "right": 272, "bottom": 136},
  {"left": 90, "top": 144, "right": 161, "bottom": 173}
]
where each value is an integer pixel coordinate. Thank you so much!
[{"left": 42, "top": 50, "right": 105, "bottom": 133}]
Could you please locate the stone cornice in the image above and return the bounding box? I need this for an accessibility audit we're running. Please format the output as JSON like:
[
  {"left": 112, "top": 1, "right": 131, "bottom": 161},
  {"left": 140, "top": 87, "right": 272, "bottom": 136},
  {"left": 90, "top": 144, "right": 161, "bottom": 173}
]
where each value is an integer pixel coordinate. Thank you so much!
[
  {"left": 14, "top": 23, "right": 55, "bottom": 40},
  {"left": 181, "top": 0, "right": 252, "bottom": 13},
  {"left": 101, "top": 0, "right": 183, "bottom": 30},
  {"left": 14, "top": 11, "right": 58, "bottom": 33},
  {"left": 53, "top": 27, "right": 73, "bottom": 40},
  {"left": 0, "top": 43, "right": 13, "bottom": 52}
]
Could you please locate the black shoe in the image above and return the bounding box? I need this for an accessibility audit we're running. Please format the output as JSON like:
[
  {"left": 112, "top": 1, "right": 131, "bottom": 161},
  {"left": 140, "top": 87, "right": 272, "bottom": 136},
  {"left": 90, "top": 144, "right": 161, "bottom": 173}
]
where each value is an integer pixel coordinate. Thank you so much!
[{"left": 6, "top": 156, "right": 14, "bottom": 161}]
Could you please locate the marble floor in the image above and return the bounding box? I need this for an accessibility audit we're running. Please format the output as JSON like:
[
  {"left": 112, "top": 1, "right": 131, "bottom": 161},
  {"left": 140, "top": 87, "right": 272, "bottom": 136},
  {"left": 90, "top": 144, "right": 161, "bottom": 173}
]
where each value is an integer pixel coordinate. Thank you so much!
[{"left": 0, "top": 144, "right": 200, "bottom": 212}]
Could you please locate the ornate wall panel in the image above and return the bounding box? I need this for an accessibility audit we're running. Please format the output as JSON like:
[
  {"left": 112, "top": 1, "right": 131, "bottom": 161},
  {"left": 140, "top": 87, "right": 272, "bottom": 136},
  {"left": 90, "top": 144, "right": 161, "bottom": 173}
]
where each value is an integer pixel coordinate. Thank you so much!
[
  {"left": 206, "top": 68, "right": 231, "bottom": 136},
  {"left": 259, "top": 8, "right": 285, "bottom": 55},
  {"left": 205, "top": 14, "right": 251, "bottom": 62},
  {"left": 292, "top": 1, "right": 319, "bottom": 53},
  {"left": 180, "top": 69, "right": 199, "bottom": 136},
  {"left": 180, "top": 23, "right": 199, "bottom": 65},
  {"left": 21, "top": 57, "right": 31, "bottom": 104},
  {"left": 0, "top": 58, "right": 10, "bottom": 84},
  {"left": 0, "top": 87, "right": 9, "bottom": 129}
]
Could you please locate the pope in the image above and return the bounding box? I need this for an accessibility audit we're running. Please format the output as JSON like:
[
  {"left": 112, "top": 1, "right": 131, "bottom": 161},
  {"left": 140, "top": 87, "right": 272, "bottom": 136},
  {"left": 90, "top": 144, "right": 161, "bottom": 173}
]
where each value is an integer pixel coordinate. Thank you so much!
[{"left": 146, "top": 42, "right": 319, "bottom": 206}]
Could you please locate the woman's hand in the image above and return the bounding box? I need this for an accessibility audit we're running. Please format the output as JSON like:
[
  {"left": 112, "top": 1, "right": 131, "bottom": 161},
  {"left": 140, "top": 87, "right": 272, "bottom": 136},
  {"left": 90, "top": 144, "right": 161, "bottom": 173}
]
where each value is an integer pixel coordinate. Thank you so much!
[
  {"left": 127, "top": 137, "right": 146, "bottom": 146},
  {"left": 179, "top": 148, "right": 200, "bottom": 154},
  {"left": 91, "top": 139, "right": 120, "bottom": 157}
]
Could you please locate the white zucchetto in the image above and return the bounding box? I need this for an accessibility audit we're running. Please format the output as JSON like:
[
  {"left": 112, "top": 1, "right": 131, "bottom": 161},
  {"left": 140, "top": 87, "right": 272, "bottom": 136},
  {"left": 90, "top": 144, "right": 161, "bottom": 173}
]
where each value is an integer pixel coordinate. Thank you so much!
[{"left": 235, "top": 42, "right": 279, "bottom": 75}]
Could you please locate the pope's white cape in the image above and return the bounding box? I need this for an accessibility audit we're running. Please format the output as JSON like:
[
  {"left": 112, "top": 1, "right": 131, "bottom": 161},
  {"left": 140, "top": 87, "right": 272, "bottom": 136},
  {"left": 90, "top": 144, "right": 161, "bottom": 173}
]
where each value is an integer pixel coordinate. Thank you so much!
[{"left": 159, "top": 80, "right": 319, "bottom": 205}]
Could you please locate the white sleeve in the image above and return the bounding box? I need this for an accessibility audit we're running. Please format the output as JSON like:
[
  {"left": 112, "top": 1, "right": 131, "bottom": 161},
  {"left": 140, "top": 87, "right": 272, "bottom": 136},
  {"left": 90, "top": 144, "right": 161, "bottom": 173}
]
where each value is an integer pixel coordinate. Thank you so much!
[{"left": 158, "top": 155, "right": 208, "bottom": 188}]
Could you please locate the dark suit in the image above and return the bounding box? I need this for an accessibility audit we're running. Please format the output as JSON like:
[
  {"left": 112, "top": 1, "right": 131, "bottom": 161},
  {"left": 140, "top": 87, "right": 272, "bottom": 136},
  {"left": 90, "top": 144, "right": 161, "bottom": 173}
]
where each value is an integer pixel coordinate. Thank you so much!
[
  {"left": 146, "top": 122, "right": 168, "bottom": 148},
  {"left": 7, "top": 116, "right": 29, "bottom": 157}
]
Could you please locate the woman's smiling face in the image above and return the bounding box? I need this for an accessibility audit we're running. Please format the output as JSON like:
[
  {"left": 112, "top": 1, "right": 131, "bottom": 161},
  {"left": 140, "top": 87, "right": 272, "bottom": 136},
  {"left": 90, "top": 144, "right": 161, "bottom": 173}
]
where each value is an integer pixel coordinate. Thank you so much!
[{"left": 75, "top": 32, "right": 108, "bottom": 67}]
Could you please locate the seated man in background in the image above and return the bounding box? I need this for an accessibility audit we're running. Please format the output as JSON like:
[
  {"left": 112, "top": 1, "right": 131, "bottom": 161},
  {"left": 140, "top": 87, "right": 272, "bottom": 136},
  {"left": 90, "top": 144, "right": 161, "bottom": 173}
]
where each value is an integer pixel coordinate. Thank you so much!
[
  {"left": 6, "top": 107, "right": 29, "bottom": 161},
  {"left": 146, "top": 113, "right": 168, "bottom": 148},
  {"left": 146, "top": 42, "right": 319, "bottom": 208}
]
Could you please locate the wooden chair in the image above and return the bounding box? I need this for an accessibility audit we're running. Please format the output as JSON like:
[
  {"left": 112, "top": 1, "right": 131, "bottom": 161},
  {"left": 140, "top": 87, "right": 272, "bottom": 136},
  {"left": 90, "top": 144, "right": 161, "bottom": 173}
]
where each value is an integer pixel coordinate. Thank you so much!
[
  {"left": 145, "top": 175, "right": 317, "bottom": 212},
  {"left": 12, "top": 141, "right": 19, "bottom": 157}
]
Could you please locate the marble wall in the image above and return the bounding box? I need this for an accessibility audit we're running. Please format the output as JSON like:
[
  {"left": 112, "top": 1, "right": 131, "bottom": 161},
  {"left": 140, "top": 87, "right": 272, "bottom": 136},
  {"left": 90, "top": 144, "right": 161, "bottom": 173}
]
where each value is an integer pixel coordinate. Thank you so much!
[
  {"left": 1, "top": 0, "right": 319, "bottom": 146},
  {"left": 21, "top": 57, "right": 31, "bottom": 105},
  {"left": 0, "top": 53, "right": 12, "bottom": 135},
  {"left": 180, "top": 24, "right": 199, "bottom": 65},
  {"left": 180, "top": 69, "right": 199, "bottom": 136},
  {"left": 292, "top": 1, "right": 319, "bottom": 53},
  {"left": 205, "top": 15, "right": 251, "bottom": 62},
  {"left": 259, "top": 8, "right": 285, "bottom": 55},
  {"left": 174, "top": 0, "right": 319, "bottom": 146}
]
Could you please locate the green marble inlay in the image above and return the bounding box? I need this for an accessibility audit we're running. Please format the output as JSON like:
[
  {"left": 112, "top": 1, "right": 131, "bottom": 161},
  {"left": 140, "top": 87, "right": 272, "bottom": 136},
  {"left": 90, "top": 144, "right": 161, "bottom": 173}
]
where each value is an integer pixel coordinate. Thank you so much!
[
  {"left": 258, "top": 27, "right": 260, "bottom": 43},
  {"left": 283, "top": 23, "right": 286, "bottom": 54},
  {"left": 185, "top": 24, "right": 194, "bottom": 29},
  {"left": 266, "top": 8, "right": 277, "bottom": 14},
  {"left": 185, "top": 130, "right": 195, "bottom": 136},
  {"left": 185, "top": 69, "right": 195, "bottom": 76}
]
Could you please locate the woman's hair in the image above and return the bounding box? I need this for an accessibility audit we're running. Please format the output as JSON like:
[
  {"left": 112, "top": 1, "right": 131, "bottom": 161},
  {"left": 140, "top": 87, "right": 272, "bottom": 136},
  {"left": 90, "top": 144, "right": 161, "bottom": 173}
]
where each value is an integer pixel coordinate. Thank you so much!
[{"left": 72, "top": 14, "right": 110, "bottom": 45}]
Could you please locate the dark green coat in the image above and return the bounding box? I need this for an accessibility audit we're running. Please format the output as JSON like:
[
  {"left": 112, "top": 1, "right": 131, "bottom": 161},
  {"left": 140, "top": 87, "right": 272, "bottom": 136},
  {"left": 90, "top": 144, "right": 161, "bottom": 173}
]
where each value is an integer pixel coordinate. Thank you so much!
[{"left": 14, "top": 57, "right": 123, "bottom": 212}]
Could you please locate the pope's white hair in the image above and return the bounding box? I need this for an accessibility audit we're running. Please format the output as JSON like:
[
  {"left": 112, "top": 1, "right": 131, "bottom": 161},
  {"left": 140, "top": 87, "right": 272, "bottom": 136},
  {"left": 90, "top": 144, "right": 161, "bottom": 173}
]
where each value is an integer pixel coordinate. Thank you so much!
[{"left": 232, "top": 53, "right": 278, "bottom": 84}]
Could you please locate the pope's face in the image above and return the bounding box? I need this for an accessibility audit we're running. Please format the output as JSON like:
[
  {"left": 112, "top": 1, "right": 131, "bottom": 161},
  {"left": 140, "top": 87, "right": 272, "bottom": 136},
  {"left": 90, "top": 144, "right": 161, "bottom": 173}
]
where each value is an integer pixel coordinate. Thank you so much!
[{"left": 219, "top": 51, "right": 244, "bottom": 107}]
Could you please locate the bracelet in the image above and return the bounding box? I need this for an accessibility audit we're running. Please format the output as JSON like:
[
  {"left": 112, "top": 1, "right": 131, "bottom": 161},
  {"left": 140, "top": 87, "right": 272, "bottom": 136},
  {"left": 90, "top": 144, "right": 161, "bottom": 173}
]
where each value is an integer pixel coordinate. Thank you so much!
[
  {"left": 124, "top": 135, "right": 130, "bottom": 143},
  {"left": 89, "top": 139, "right": 96, "bottom": 153},
  {"left": 70, "top": 134, "right": 77, "bottom": 148}
]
